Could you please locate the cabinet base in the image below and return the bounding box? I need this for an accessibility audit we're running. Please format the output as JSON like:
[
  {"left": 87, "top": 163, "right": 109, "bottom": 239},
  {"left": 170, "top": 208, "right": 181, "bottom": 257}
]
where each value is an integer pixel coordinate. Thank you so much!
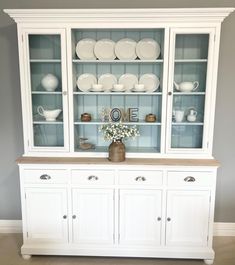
[
  {"left": 22, "top": 254, "right": 32, "bottom": 260},
  {"left": 21, "top": 244, "right": 215, "bottom": 261},
  {"left": 204, "top": 259, "right": 214, "bottom": 265}
]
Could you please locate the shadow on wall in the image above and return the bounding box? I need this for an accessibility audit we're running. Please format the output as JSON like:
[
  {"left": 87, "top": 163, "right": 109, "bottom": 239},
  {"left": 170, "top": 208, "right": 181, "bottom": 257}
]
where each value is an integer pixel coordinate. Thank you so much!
[{"left": 0, "top": 22, "right": 23, "bottom": 219}]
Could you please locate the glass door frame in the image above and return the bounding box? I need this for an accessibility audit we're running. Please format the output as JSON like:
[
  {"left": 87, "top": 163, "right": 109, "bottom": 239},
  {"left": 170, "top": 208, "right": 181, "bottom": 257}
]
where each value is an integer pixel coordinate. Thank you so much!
[
  {"left": 166, "top": 27, "right": 216, "bottom": 156},
  {"left": 22, "top": 28, "right": 69, "bottom": 153}
]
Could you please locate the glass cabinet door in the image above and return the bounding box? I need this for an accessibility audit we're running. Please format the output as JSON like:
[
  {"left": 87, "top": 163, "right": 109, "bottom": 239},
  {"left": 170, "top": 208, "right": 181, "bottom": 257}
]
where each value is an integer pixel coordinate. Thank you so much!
[
  {"left": 24, "top": 29, "right": 69, "bottom": 151},
  {"left": 167, "top": 28, "right": 215, "bottom": 153}
]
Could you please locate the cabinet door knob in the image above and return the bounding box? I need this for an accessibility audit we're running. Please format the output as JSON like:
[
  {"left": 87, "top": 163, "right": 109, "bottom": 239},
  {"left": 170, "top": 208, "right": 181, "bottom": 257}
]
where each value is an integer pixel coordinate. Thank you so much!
[
  {"left": 88, "top": 175, "right": 98, "bottom": 181},
  {"left": 167, "top": 217, "right": 171, "bottom": 222},
  {"left": 40, "top": 174, "right": 51, "bottom": 180},
  {"left": 135, "top": 176, "right": 146, "bottom": 181},
  {"left": 157, "top": 217, "right": 161, "bottom": 221},
  {"left": 184, "top": 176, "right": 196, "bottom": 182},
  {"left": 168, "top": 91, "right": 172, "bottom": 96},
  {"left": 72, "top": 215, "right": 76, "bottom": 219},
  {"left": 62, "top": 91, "right": 67, "bottom": 96},
  {"left": 63, "top": 215, "right": 67, "bottom": 219}
]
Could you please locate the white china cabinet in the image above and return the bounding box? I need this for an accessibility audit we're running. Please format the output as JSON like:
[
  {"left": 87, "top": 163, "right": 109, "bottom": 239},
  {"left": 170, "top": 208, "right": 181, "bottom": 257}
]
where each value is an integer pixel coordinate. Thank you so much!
[{"left": 5, "top": 8, "right": 234, "bottom": 264}]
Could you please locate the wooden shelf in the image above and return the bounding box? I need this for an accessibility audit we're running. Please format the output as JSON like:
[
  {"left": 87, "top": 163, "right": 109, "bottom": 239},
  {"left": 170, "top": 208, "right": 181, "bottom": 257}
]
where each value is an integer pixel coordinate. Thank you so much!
[
  {"left": 174, "top": 59, "right": 207, "bottom": 63},
  {"left": 30, "top": 59, "right": 61, "bottom": 63},
  {"left": 73, "top": 91, "right": 162, "bottom": 95},
  {"left": 172, "top": 122, "right": 203, "bottom": 126},
  {"left": 72, "top": 59, "right": 164, "bottom": 63},
  {"left": 32, "top": 91, "right": 62, "bottom": 95},
  {"left": 173, "top": 92, "right": 205, "bottom": 95},
  {"left": 74, "top": 120, "right": 161, "bottom": 126}
]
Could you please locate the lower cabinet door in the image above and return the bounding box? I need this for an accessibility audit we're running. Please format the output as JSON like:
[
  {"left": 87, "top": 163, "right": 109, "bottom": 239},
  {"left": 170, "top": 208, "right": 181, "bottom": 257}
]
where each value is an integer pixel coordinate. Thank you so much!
[
  {"left": 166, "top": 190, "right": 210, "bottom": 247},
  {"left": 119, "top": 189, "right": 162, "bottom": 246},
  {"left": 72, "top": 188, "right": 114, "bottom": 245},
  {"left": 24, "top": 188, "right": 68, "bottom": 243}
]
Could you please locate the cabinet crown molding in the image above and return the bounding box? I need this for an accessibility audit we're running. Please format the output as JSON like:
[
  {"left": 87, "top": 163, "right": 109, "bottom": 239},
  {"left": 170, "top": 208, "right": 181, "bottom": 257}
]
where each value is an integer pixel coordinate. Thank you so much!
[{"left": 4, "top": 8, "right": 234, "bottom": 24}]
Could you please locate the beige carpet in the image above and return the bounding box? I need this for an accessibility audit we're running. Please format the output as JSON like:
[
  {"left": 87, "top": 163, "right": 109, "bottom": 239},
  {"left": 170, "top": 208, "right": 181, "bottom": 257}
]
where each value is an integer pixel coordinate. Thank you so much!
[{"left": 0, "top": 234, "right": 235, "bottom": 265}]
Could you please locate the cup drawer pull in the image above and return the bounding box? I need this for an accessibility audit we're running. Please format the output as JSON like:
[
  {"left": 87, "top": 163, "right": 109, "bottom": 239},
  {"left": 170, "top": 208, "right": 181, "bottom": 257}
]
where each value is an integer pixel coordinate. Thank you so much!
[
  {"left": 184, "top": 176, "right": 196, "bottom": 182},
  {"left": 88, "top": 175, "right": 99, "bottom": 181},
  {"left": 135, "top": 176, "right": 146, "bottom": 182},
  {"left": 40, "top": 174, "right": 51, "bottom": 180}
]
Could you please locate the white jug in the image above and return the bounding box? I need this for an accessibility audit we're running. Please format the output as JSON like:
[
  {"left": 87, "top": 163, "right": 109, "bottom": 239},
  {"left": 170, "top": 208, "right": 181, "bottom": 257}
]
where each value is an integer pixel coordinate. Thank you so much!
[
  {"left": 187, "top": 109, "right": 197, "bottom": 122},
  {"left": 173, "top": 110, "right": 185, "bottom": 122}
]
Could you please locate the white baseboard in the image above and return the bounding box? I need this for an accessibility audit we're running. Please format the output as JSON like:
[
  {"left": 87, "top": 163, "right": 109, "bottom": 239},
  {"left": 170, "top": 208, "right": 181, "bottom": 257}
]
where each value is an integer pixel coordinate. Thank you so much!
[
  {"left": 0, "top": 220, "right": 234, "bottom": 236},
  {"left": 213, "top": 222, "right": 235, "bottom": 236},
  {"left": 0, "top": 220, "right": 22, "bottom": 233}
]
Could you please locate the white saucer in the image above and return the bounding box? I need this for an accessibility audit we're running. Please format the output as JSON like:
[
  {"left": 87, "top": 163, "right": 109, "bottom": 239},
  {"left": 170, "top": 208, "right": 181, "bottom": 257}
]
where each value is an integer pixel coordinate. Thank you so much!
[
  {"left": 131, "top": 88, "right": 146, "bottom": 92},
  {"left": 115, "top": 38, "right": 137, "bottom": 60},
  {"left": 111, "top": 88, "right": 126, "bottom": 92},
  {"left": 94, "top": 39, "right": 116, "bottom": 60}
]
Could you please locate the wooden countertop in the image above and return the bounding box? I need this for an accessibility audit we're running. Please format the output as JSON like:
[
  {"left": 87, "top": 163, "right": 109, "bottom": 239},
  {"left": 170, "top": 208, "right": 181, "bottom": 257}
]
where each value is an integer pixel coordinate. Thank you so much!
[{"left": 16, "top": 157, "right": 220, "bottom": 167}]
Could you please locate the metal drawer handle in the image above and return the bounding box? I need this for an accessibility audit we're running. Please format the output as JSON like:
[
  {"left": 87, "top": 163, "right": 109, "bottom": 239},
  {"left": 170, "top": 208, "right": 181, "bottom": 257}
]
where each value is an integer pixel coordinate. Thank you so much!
[
  {"left": 40, "top": 174, "right": 51, "bottom": 180},
  {"left": 135, "top": 176, "right": 146, "bottom": 182},
  {"left": 88, "top": 175, "right": 99, "bottom": 181},
  {"left": 184, "top": 176, "right": 196, "bottom": 182}
]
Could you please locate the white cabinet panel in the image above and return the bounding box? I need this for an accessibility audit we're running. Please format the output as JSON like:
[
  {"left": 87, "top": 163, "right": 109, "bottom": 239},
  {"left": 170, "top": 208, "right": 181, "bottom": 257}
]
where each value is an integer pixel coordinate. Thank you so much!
[
  {"left": 166, "top": 190, "right": 210, "bottom": 247},
  {"left": 25, "top": 188, "right": 68, "bottom": 243},
  {"left": 72, "top": 188, "right": 114, "bottom": 245},
  {"left": 119, "top": 189, "right": 162, "bottom": 246}
]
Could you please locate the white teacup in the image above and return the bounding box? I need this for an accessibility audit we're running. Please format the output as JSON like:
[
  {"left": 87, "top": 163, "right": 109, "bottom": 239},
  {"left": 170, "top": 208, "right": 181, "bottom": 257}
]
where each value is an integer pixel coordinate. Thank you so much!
[
  {"left": 37, "top": 106, "right": 62, "bottom": 121},
  {"left": 173, "top": 110, "right": 184, "bottom": 122}
]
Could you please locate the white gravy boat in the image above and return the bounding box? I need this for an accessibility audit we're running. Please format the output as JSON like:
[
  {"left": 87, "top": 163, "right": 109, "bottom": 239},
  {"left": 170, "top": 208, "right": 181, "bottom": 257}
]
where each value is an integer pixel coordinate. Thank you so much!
[
  {"left": 174, "top": 81, "right": 199, "bottom": 92},
  {"left": 37, "top": 106, "right": 62, "bottom": 121}
]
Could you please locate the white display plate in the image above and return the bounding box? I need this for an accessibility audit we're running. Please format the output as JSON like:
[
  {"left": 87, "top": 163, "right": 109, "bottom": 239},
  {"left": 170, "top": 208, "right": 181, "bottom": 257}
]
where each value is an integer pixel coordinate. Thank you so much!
[
  {"left": 139, "top": 74, "right": 160, "bottom": 92},
  {"left": 76, "top": 38, "right": 96, "bottom": 60},
  {"left": 136, "top": 38, "right": 161, "bottom": 60},
  {"left": 98, "top": 74, "right": 117, "bottom": 91},
  {"left": 94, "top": 39, "right": 116, "bottom": 60},
  {"left": 77, "top": 74, "right": 97, "bottom": 92},
  {"left": 115, "top": 38, "right": 137, "bottom": 60},
  {"left": 119, "top": 74, "right": 138, "bottom": 92}
]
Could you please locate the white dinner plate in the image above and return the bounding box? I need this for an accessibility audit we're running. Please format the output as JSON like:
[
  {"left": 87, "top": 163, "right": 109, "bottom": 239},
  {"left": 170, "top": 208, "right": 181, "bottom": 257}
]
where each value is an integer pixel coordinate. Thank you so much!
[
  {"left": 94, "top": 39, "right": 116, "bottom": 60},
  {"left": 75, "top": 38, "right": 96, "bottom": 60},
  {"left": 98, "top": 74, "right": 117, "bottom": 91},
  {"left": 119, "top": 74, "right": 138, "bottom": 91},
  {"left": 115, "top": 38, "right": 137, "bottom": 60},
  {"left": 136, "top": 38, "right": 161, "bottom": 60},
  {"left": 76, "top": 74, "right": 97, "bottom": 92},
  {"left": 139, "top": 74, "right": 160, "bottom": 92}
]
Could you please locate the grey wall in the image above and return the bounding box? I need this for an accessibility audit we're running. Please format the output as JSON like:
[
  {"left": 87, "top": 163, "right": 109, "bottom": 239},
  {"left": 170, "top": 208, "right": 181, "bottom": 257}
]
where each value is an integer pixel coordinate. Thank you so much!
[{"left": 0, "top": 0, "right": 235, "bottom": 221}]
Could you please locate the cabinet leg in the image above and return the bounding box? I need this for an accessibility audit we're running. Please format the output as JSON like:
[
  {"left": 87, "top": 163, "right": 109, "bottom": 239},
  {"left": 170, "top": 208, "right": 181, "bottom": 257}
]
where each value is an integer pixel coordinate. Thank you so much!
[
  {"left": 22, "top": 254, "right": 32, "bottom": 260},
  {"left": 204, "top": 259, "right": 214, "bottom": 265}
]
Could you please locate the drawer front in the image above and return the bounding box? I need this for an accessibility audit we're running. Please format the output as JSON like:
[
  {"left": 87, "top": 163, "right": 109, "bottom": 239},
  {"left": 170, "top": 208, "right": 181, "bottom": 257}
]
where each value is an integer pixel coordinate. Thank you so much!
[
  {"left": 23, "top": 169, "right": 68, "bottom": 184},
  {"left": 71, "top": 170, "right": 115, "bottom": 185},
  {"left": 167, "top": 171, "right": 214, "bottom": 187},
  {"left": 119, "top": 170, "right": 163, "bottom": 186}
]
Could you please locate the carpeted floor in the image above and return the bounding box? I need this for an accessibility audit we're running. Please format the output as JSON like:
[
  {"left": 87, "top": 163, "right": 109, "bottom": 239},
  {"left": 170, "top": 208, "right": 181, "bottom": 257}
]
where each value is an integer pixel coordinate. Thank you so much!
[{"left": 0, "top": 234, "right": 235, "bottom": 265}]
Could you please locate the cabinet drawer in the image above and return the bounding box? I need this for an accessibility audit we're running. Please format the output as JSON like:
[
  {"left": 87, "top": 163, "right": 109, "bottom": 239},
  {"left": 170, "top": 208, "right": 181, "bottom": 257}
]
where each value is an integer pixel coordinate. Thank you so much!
[
  {"left": 167, "top": 171, "right": 214, "bottom": 187},
  {"left": 23, "top": 169, "right": 68, "bottom": 184},
  {"left": 71, "top": 170, "right": 115, "bottom": 185},
  {"left": 119, "top": 170, "right": 163, "bottom": 186}
]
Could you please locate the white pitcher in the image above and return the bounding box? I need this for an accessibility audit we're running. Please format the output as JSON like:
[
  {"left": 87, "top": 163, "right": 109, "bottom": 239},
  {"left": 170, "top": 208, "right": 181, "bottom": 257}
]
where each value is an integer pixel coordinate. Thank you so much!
[
  {"left": 37, "top": 106, "right": 62, "bottom": 121},
  {"left": 187, "top": 109, "right": 197, "bottom": 122},
  {"left": 173, "top": 109, "right": 185, "bottom": 122},
  {"left": 174, "top": 81, "right": 199, "bottom": 92}
]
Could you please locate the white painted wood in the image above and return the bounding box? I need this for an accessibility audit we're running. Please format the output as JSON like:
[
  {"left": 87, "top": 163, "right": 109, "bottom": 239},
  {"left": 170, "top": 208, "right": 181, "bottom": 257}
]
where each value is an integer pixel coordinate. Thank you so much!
[
  {"left": 119, "top": 189, "right": 162, "bottom": 246},
  {"left": 166, "top": 190, "right": 210, "bottom": 247},
  {"left": 204, "top": 259, "right": 214, "bottom": 265},
  {"left": 213, "top": 222, "right": 235, "bottom": 236},
  {"left": 0, "top": 220, "right": 22, "bottom": 233},
  {"left": 71, "top": 169, "right": 115, "bottom": 185},
  {"left": 72, "top": 188, "right": 114, "bottom": 245},
  {"left": 118, "top": 170, "right": 163, "bottom": 186},
  {"left": 24, "top": 188, "right": 68, "bottom": 243}
]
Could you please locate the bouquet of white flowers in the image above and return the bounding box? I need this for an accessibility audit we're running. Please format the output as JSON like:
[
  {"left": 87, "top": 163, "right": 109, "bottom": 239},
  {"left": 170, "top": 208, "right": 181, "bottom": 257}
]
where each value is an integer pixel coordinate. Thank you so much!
[{"left": 99, "top": 123, "right": 140, "bottom": 142}]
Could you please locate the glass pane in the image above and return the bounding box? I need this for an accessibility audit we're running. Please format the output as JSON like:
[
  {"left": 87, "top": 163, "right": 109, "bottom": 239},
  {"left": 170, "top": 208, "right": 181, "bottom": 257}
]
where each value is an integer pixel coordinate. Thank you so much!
[
  {"left": 34, "top": 124, "right": 64, "bottom": 147},
  {"left": 28, "top": 34, "right": 64, "bottom": 148},
  {"left": 171, "top": 33, "right": 209, "bottom": 149},
  {"left": 29, "top": 35, "right": 61, "bottom": 60},
  {"left": 171, "top": 125, "right": 203, "bottom": 148}
]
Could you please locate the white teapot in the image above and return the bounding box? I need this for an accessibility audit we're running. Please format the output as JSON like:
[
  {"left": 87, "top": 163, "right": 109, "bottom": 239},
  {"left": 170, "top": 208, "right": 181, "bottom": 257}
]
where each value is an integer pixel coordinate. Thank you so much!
[
  {"left": 187, "top": 109, "right": 197, "bottom": 122},
  {"left": 37, "top": 106, "right": 62, "bottom": 121},
  {"left": 174, "top": 81, "right": 199, "bottom": 92}
]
